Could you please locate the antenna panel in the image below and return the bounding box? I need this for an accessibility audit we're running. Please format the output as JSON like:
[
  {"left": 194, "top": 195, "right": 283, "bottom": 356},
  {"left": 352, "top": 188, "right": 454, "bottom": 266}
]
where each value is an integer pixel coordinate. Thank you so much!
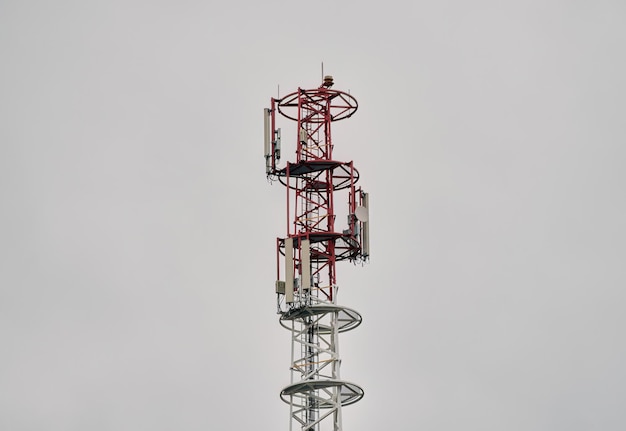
[
  {"left": 264, "top": 108, "right": 271, "bottom": 157},
  {"left": 301, "top": 239, "right": 311, "bottom": 292},
  {"left": 361, "top": 193, "right": 370, "bottom": 258},
  {"left": 265, "top": 108, "right": 272, "bottom": 173},
  {"left": 284, "top": 238, "right": 294, "bottom": 303}
]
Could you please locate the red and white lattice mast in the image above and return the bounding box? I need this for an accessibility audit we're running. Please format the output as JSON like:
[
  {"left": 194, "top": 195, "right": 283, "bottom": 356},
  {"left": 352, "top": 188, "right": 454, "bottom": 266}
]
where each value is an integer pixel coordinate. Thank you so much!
[{"left": 264, "top": 75, "right": 370, "bottom": 431}]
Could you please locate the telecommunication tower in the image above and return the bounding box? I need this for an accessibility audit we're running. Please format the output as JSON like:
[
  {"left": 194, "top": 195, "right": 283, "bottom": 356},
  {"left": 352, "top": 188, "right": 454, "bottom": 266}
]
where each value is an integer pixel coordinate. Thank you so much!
[{"left": 264, "top": 75, "right": 370, "bottom": 431}]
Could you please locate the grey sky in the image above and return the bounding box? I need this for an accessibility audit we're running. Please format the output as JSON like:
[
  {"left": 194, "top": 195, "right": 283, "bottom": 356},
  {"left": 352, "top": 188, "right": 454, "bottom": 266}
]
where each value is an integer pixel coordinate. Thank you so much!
[{"left": 1, "top": 1, "right": 625, "bottom": 430}]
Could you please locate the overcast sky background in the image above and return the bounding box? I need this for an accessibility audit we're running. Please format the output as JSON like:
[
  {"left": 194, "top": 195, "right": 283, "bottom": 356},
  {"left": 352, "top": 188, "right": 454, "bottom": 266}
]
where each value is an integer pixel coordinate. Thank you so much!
[{"left": 1, "top": 1, "right": 626, "bottom": 430}]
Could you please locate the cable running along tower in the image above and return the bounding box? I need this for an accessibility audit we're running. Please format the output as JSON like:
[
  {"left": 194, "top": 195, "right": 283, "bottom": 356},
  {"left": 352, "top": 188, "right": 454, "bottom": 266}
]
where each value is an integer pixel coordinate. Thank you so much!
[{"left": 264, "top": 75, "right": 370, "bottom": 431}]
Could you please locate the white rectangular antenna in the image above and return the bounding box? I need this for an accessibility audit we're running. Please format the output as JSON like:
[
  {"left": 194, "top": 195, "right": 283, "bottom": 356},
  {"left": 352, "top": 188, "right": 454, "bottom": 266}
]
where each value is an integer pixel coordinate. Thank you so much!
[
  {"left": 264, "top": 108, "right": 272, "bottom": 174},
  {"left": 299, "top": 127, "right": 307, "bottom": 145},
  {"left": 284, "top": 237, "right": 294, "bottom": 303},
  {"left": 301, "top": 239, "right": 311, "bottom": 292},
  {"left": 264, "top": 108, "right": 271, "bottom": 157},
  {"left": 362, "top": 193, "right": 370, "bottom": 258}
]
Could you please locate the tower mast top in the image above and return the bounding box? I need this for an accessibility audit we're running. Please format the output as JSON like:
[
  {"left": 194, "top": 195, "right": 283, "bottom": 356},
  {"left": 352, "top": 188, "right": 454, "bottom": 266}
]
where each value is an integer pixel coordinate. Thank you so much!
[{"left": 264, "top": 76, "right": 370, "bottom": 431}]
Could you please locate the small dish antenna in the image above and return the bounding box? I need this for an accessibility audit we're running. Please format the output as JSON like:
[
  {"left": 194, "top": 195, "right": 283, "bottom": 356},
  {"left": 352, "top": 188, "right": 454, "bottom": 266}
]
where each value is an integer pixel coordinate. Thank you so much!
[{"left": 354, "top": 206, "right": 369, "bottom": 222}]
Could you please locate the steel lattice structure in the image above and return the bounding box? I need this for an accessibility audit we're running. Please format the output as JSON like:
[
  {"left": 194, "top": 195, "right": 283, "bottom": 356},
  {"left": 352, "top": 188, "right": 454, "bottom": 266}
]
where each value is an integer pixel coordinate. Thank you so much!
[{"left": 264, "top": 76, "right": 370, "bottom": 431}]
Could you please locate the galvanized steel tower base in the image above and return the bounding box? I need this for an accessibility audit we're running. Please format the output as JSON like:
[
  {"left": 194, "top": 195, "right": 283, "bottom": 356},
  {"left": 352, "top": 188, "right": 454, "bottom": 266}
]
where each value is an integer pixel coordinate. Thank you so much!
[{"left": 264, "top": 76, "right": 370, "bottom": 431}]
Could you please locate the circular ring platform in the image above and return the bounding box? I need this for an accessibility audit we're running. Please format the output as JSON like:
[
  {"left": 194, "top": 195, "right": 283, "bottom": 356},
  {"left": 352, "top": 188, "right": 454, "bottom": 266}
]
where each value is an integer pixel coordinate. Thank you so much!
[
  {"left": 280, "top": 379, "right": 364, "bottom": 408},
  {"left": 277, "top": 89, "right": 358, "bottom": 122},
  {"left": 274, "top": 161, "right": 360, "bottom": 191},
  {"left": 280, "top": 304, "right": 362, "bottom": 333}
]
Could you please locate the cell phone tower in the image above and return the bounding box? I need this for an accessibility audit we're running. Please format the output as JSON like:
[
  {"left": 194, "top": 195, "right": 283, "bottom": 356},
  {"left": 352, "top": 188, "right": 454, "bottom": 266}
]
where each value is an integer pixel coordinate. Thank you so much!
[{"left": 264, "top": 75, "right": 370, "bottom": 431}]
